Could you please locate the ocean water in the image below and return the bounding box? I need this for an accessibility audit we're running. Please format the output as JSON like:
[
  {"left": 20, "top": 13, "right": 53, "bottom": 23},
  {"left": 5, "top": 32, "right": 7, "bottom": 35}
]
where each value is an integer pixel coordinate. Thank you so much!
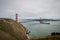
[{"left": 20, "top": 21, "right": 60, "bottom": 38}]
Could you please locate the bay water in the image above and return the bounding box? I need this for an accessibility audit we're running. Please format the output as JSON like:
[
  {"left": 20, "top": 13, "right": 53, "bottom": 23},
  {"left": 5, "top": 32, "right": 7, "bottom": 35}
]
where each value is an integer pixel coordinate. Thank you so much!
[{"left": 20, "top": 21, "right": 60, "bottom": 38}]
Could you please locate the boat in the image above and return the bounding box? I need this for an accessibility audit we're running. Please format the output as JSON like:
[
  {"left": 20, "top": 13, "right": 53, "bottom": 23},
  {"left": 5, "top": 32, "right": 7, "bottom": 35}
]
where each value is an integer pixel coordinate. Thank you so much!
[
  {"left": 40, "top": 21, "right": 50, "bottom": 24},
  {"left": 40, "top": 22, "right": 50, "bottom": 24}
]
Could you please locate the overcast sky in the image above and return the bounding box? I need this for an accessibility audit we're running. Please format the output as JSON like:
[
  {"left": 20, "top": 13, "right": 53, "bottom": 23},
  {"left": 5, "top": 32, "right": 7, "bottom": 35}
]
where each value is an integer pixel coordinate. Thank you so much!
[{"left": 0, "top": 0, "right": 60, "bottom": 19}]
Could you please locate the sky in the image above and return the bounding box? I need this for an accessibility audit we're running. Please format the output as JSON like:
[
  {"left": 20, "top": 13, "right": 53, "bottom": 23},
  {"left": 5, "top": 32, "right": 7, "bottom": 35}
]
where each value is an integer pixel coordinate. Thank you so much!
[{"left": 0, "top": 0, "right": 60, "bottom": 19}]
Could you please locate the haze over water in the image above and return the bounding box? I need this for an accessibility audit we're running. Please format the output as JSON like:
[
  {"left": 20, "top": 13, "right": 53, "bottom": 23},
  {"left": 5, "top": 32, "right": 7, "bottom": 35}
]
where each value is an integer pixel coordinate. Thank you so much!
[{"left": 21, "top": 21, "right": 60, "bottom": 38}]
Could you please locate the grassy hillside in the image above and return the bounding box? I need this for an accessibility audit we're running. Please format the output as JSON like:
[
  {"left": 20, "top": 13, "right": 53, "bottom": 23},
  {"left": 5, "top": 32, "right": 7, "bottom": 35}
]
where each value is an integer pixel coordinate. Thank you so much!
[
  {"left": 0, "top": 18, "right": 28, "bottom": 40},
  {"left": 30, "top": 35, "right": 60, "bottom": 40}
]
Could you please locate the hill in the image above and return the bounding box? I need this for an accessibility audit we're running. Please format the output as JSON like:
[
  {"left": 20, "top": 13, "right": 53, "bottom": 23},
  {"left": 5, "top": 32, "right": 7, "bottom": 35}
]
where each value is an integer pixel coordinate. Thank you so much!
[
  {"left": 30, "top": 35, "right": 60, "bottom": 40},
  {"left": 0, "top": 18, "right": 28, "bottom": 40}
]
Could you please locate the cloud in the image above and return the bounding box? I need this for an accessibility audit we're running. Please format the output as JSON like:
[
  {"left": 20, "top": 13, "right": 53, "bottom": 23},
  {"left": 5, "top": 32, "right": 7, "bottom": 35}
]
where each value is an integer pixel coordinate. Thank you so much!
[{"left": 0, "top": 0, "right": 60, "bottom": 19}]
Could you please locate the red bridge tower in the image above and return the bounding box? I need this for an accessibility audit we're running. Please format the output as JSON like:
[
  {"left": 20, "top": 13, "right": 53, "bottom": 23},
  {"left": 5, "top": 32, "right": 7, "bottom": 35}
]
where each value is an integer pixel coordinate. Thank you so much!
[{"left": 16, "top": 13, "right": 18, "bottom": 22}]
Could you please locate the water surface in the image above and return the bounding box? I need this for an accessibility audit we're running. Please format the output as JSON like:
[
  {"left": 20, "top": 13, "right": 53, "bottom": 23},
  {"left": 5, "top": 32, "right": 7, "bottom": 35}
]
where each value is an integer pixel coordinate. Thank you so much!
[{"left": 21, "top": 21, "right": 60, "bottom": 38}]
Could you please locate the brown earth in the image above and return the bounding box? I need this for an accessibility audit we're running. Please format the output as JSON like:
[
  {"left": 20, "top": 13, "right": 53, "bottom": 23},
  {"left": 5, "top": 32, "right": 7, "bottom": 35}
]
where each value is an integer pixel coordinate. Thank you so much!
[
  {"left": 0, "top": 18, "right": 28, "bottom": 40},
  {"left": 30, "top": 35, "right": 60, "bottom": 40}
]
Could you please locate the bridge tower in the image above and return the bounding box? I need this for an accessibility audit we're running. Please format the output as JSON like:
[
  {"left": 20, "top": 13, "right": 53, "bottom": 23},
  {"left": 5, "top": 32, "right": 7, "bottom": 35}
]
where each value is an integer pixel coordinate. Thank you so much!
[{"left": 16, "top": 13, "right": 18, "bottom": 22}]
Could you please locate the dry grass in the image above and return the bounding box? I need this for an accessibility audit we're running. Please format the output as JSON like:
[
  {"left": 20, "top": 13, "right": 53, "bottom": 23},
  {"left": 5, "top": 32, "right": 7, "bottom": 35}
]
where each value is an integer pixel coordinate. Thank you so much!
[
  {"left": 30, "top": 35, "right": 60, "bottom": 40},
  {"left": 0, "top": 18, "right": 28, "bottom": 40}
]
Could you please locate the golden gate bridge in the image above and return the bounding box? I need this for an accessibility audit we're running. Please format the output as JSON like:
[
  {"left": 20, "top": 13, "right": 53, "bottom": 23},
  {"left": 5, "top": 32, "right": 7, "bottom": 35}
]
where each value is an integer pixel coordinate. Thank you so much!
[{"left": 9, "top": 13, "right": 60, "bottom": 24}]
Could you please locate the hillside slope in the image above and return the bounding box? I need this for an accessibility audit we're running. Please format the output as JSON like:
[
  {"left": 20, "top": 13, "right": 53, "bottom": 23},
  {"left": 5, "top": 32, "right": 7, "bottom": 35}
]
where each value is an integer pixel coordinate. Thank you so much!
[
  {"left": 0, "top": 18, "right": 28, "bottom": 40},
  {"left": 30, "top": 35, "right": 60, "bottom": 40}
]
